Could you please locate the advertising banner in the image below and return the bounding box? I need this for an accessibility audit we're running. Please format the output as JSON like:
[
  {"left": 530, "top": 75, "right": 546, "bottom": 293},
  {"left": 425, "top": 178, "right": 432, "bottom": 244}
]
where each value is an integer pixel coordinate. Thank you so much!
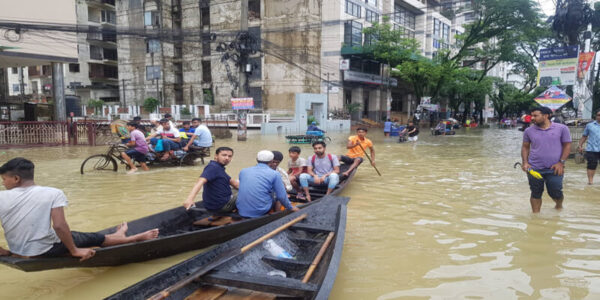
[
  {"left": 577, "top": 52, "right": 595, "bottom": 79},
  {"left": 534, "top": 86, "right": 572, "bottom": 111},
  {"left": 537, "top": 46, "right": 579, "bottom": 86},
  {"left": 231, "top": 97, "right": 254, "bottom": 110}
]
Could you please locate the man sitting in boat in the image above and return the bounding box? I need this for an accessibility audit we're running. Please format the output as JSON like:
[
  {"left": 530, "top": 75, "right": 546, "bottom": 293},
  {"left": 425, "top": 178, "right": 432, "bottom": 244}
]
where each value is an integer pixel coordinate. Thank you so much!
[
  {"left": 340, "top": 127, "right": 375, "bottom": 177},
  {"left": 268, "top": 151, "right": 293, "bottom": 193},
  {"left": 146, "top": 118, "right": 182, "bottom": 161},
  {"left": 236, "top": 151, "right": 300, "bottom": 218},
  {"left": 183, "top": 118, "right": 213, "bottom": 153},
  {"left": 307, "top": 121, "right": 325, "bottom": 136},
  {"left": 299, "top": 141, "right": 341, "bottom": 202},
  {"left": 0, "top": 158, "right": 159, "bottom": 261},
  {"left": 183, "top": 147, "right": 239, "bottom": 217},
  {"left": 121, "top": 122, "right": 150, "bottom": 174}
]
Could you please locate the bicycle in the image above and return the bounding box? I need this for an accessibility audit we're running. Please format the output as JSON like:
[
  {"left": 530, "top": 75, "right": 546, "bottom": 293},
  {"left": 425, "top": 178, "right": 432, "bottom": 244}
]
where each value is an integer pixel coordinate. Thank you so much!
[{"left": 80, "top": 143, "right": 209, "bottom": 174}]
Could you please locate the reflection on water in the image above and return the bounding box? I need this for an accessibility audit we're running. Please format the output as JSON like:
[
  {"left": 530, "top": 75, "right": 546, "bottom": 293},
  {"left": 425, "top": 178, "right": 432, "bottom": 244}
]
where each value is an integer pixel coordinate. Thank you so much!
[{"left": 1, "top": 129, "right": 600, "bottom": 299}]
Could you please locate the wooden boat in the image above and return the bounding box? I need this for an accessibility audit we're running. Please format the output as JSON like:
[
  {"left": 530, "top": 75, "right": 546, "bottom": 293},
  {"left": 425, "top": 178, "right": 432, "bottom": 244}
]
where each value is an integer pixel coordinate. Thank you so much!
[
  {"left": 0, "top": 164, "right": 355, "bottom": 272},
  {"left": 106, "top": 195, "right": 349, "bottom": 300}
]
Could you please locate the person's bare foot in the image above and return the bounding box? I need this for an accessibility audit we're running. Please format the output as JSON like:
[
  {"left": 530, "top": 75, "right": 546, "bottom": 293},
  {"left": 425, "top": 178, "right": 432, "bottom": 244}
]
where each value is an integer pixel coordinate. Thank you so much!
[
  {"left": 127, "top": 168, "right": 138, "bottom": 174},
  {"left": 342, "top": 172, "right": 350, "bottom": 177},
  {"left": 115, "top": 222, "right": 128, "bottom": 236},
  {"left": 133, "top": 228, "right": 159, "bottom": 242}
]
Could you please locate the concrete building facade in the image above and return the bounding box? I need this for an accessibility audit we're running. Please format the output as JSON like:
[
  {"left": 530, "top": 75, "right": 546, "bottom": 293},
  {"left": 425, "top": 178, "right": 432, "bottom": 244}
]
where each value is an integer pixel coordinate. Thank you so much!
[{"left": 115, "top": 0, "right": 461, "bottom": 121}]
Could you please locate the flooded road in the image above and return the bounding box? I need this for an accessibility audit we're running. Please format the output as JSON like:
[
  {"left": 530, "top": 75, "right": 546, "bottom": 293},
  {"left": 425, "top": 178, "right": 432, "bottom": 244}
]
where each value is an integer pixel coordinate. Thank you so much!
[{"left": 1, "top": 128, "right": 600, "bottom": 299}]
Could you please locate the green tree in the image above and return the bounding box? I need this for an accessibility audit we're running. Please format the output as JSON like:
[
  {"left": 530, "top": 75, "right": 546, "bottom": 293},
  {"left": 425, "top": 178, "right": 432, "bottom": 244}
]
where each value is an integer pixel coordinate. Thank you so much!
[
  {"left": 88, "top": 99, "right": 104, "bottom": 115},
  {"left": 143, "top": 97, "right": 160, "bottom": 114}
]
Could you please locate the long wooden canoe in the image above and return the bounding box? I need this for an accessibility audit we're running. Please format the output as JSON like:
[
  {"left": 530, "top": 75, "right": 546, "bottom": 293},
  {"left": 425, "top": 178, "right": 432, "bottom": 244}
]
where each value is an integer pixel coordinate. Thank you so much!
[
  {"left": 0, "top": 164, "right": 355, "bottom": 272},
  {"left": 106, "top": 195, "right": 349, "bottom": 300}
]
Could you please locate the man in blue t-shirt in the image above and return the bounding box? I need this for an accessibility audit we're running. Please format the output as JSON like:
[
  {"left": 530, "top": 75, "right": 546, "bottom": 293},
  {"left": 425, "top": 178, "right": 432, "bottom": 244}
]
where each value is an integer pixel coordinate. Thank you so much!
[
  {"left": 578, "top": 110, "right": 600, "bottom": 184},
  {"left": 183, "top": 147, "right": 239, "bottom": 215}
]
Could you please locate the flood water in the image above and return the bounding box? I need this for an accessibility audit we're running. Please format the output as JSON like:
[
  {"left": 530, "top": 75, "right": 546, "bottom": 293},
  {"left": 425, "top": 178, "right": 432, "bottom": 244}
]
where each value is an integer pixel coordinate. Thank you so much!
[{"left": 1, "top": 128, "right": 600, "bottom": 299}]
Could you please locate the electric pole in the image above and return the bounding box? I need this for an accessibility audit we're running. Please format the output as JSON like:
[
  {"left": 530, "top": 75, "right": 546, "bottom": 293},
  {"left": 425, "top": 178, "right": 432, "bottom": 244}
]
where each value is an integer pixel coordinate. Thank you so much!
[
  {"left": 237, "top": 0, "right": 249, "bottom": 141},
  {"left": 324, "top": 72, "right": 334, "bottom": 119}
]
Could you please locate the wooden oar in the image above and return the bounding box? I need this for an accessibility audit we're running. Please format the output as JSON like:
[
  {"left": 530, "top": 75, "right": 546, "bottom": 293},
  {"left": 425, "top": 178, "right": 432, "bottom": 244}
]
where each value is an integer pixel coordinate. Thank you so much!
[
  {"left": 147, "top": 213, "right": 308, "bottom": 300},
  {"left": 302, "top": 232, "right": 335, "bottom": 283},
  {"left": 357, "top": 143, "right": 381, "bottom": 176}
]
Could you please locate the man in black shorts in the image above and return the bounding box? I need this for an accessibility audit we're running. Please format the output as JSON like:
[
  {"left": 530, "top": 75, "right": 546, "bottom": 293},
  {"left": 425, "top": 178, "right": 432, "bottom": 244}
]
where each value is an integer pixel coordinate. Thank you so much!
[
  {"left": 0, "top": 158, "right": 159, "bottom": 260},
  {"left": 578, "top": 110, "right": 600, "bottom": 184}
]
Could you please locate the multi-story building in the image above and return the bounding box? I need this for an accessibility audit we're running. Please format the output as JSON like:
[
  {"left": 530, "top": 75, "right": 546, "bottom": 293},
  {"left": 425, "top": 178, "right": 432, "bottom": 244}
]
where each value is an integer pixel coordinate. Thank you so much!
[
  {"left": 65, "top": 0, "right": 120, "bottom": 104},
  {"left": 3, "top": 0, "right": 119, "bottom": 105},
  {"left": 116, "top": 0, "right": 460, "bottom": 120}
]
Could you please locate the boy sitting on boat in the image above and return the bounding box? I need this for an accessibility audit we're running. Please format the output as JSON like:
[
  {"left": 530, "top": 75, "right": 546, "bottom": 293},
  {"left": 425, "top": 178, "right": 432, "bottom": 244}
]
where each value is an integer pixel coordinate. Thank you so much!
[
  {"left": 287, "top": 146, "right": 308, "bottom": 200},
  {"left": 0, "top": 158, "right": 159, "bottom": 261}
]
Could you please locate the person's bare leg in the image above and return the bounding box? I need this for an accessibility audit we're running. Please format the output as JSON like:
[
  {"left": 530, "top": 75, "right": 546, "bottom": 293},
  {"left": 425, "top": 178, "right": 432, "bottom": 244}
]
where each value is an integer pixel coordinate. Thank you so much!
[
  {"left": 343, "top": 158, "right": 360, "bottom": 177},
  {"left": 140, "top": 161, "right": 150, "bottom": 171},
  {"left": 326, "top": 188, "right": 333, "bottom": 195},
  {"left": 121, "top": 152, "right": 137, "bottom": 173},
  {"left": 303, "top": 187, "right": 312, "bottom": 202},
  {"left": 587, "top": 169, "right": 595, "bottom": 185},
  {"left": 552, "top": 197, "right": 563, "bottom": 210},
  {"left": 530, "top": 197, "right": 542, "bottom": 213},
  {"left": 102, "top": 222, "right": 159, "bottom": 246}
]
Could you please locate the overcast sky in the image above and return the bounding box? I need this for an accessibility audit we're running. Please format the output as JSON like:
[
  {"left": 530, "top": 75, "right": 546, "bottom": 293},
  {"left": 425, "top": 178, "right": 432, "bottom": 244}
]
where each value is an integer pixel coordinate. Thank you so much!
[{"left": 538, "top": 0, "right": 556, "bottom": 16}]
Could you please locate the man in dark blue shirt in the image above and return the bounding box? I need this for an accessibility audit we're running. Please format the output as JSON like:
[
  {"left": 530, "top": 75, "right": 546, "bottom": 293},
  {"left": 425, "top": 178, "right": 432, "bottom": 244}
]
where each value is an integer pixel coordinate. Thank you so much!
[
  {"left": 183, "top": 147, "right": 239, "bottom": 214},
  {"left": 236, "top": 150, "right": 300, "bottom": 218}
]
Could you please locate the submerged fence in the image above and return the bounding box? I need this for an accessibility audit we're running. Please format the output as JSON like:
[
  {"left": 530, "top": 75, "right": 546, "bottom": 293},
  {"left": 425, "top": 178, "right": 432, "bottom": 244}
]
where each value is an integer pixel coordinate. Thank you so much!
[{"left": 0, "top": 120, "right": 117, "bottom": 149}]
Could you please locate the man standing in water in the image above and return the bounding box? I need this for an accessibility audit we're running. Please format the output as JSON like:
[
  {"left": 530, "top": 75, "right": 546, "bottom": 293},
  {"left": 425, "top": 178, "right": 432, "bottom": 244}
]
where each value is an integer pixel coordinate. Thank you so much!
[
  {"left": 521, "top": 107, "right": 572, "bottom": 213},
  {"left": 577, "top": 110, "right": 600, "bottom": 184}
]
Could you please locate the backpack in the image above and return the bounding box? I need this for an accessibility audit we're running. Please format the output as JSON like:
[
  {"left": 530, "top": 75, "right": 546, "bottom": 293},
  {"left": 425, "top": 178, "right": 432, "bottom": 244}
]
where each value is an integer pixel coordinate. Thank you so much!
[{"left": 311, "top": 154, "right": 334, "bottom": 168}]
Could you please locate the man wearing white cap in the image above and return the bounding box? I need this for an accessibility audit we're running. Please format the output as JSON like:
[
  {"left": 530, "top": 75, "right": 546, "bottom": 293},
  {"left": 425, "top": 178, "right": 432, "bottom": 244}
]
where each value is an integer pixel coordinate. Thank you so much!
[{"left": 236, "top": 150, "right": 300, "bottom": 218}]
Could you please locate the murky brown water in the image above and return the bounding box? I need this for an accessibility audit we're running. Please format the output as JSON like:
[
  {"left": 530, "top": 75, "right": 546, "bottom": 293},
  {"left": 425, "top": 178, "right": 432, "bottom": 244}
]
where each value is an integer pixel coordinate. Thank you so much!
[{"left": 1, "top": 128, "right": 600, "bottom": 299}]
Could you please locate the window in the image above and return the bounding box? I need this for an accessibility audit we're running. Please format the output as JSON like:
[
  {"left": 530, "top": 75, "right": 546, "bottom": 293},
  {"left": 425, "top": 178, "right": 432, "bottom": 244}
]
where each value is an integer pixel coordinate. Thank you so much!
[
  {"left": 146, "top": 65, "right": 161, "bottom": 80},
  {"left": 69, "top": 63, "right": 80, "bottom": 73},
  {"left": 200, "top": 6, "right": 210, "bottom": 26},
  {"left": 434, "top": 19, "right": 441, "bottom": 38},
  {"left": 365, "top": 0, "right": 377, "bottom": 6},
  {"left": 366, "top": 9, "right": 379, "bottom": 23},
  {"left": 344, "top": 21, "right": 362, "bottom": 47},
  {"left": 11, "top": 67, "right": 18, "bottom": 74},
  {"left": 144, "top": 11, "right": 160, "bottom": 27},
  {"left": 345, "top": 0, "right": 361, "bottom": 17},
  {"left": 365, "top": 32, "right": 378, "bottom": 46},
  {"left": 146, "top": 39, "right": 160, "bottom": 53},
  {"left": 12, "top": 84, "right": 19, "bottom": 92},
  {"left": 248, "top": 0, "right": 260, "bottom": 19},
  {"left": 202, "top": 34, "right": 211, "bottom": 56},
  {"left": 90, "top": 45, "right": 103, "bottom": 60},
  {"left": 202, "top": 88, "right": 214, "bottom": 105},
  {"left": 202, "top": 61, "right": 212, "bottom": 83},
  {"left": 443, "top": 24, "right": 450, "bottom": 42},
  {"left": 394, "top": 5, "right": 415, "bottom": 38},
  {"left": 101, "top": 10, "right": 116, "bottom": 24}
]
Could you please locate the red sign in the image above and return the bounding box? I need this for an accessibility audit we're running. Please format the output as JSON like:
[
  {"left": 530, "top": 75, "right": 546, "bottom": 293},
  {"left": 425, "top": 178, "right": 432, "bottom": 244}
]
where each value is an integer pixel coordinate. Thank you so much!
[{"left": 578, "top": 52, "right": 595, "bottom": 79}]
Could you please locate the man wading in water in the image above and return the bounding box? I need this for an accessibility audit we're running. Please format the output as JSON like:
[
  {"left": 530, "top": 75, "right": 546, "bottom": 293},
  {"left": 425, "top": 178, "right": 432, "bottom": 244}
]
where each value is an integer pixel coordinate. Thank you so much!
[{"left": 521, "top": 107, "right": 572, "bottom": 213}]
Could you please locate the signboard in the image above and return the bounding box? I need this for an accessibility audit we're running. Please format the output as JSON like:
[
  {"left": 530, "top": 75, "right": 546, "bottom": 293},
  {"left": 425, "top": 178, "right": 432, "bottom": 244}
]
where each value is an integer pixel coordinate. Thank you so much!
[
  {"left": 339, "top": 59, "right": 350, "bottom": 71},
  {"left": 343, "top": 70, "right": 398, "bottom": 87},
  {"left": 577, "top": 52, "right": 595, "bottom": 79},
  {"left": 534, "top": 85, "right": 572, "bottom": 111},
  {"left": 537, "top": 46, "right": 579, "bottom": 86},
  {"left": 231, "top": 97, "right": 254, "bottom": 110},
  {"left": 421, "top": 97, "right": 431, "bottom": 105}
]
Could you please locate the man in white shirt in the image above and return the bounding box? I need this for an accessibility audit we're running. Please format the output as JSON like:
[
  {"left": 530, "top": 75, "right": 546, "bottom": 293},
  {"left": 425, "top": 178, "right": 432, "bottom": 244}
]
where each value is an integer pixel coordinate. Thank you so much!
[
  {"left": 0, "top": 158, "right": 159, "bottom": 260},
  {"left": 146, "top": 118, "right": 182, "bottom": 161}
]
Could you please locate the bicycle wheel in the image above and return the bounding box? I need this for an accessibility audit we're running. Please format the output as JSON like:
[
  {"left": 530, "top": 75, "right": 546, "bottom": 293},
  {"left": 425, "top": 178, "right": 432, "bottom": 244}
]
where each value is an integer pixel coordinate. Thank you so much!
[{"left": 80, "top": 154, "right": 118, "bottom": 174}]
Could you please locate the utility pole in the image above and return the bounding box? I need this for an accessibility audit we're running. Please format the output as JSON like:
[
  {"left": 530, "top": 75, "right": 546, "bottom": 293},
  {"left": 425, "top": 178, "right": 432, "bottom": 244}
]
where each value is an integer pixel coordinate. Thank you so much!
[
  {"left": 237, "top": 0, "right": 249, "bottom": 141},
  {"left": 19, "top": 67, "right": 25, "bottom": 101},
  {"left": 121, "top": 78, "right": 126, "bottom": 107},
  {"left": 324, "top": 72, "right": 334, "bottom": 119}
]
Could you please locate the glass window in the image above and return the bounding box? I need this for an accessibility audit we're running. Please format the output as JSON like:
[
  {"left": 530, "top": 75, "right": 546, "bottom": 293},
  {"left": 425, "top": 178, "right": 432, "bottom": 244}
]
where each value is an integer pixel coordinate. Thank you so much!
[
  {"left": 366, "top": 9, "right": 379, "bottom": 23},
  {"left": 365, "top": 0, "right": 377, "bottom": 6},
  {"left": 12, "top": 84, "right": 19, "bottom": 92},
  {"left": 69, "top": 63, "right": 80, "bottom": 73},
  {"left": 434, "top": 19, "right": 440, "bottom": 38},
  {"left": 344, "top": 21, "right": 363, "bottom": 47},
  {"left": 345, "top": 0, "right": 361, "bottom": 18},
  {"left": 146, "top": 66, "right": 160, "bottom": 80},
  {"left": 144, "top": 11, "right": 160, "bottom": 27},
  {"left": 146, "top": 39, "right": 160, "bottom": 53},
  {"left": 443, "top": 24, "right": 450, "bottom": 41},
  {"left": 394, "top": 4, "right": 416, "bottom": 38}
]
